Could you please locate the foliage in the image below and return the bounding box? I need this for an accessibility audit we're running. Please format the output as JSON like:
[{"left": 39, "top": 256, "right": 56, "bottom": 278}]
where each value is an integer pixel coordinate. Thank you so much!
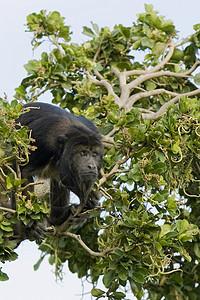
[
  {"left": 0, "top": 99, "right": 49, "bottom": 280},
  {"left": 1, "top": 4, "right": 200, "bottom": 299}
]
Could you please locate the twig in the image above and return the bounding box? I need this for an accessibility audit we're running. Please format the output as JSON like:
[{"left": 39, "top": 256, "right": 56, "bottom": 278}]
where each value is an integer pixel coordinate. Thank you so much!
[
  {"left": 21, "top": 180, "right": 45, "bottom": 191},
  {"left": 93, "top": 45, "right": 102, "bottom": 62},
  {"left": 0, "top": 174, "right": 5, "bottom": 184},
  {"left": 5, "top": 165, "right": 17, "bottom": 180},
  {"left": 48, "top": 36, "right": 63, "bottom": 56},
  {"left": 124, "top": 59, "right": 200, "bottom": 79},
  {"left": 149, "top": 39, "right": 175, "bottom": 73},
  {"left": 61, "top": 231, "right": 119, "bottom": 257},
  {"left": 0, "top": 206, "right": 16, "bottom": 214},
  {"left": 98, "top": 155, "right": 130, "bottom": 187}
]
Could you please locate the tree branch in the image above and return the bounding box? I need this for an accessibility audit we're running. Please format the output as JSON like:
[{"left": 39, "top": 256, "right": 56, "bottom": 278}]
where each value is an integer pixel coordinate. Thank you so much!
[
  {"left": 149, "top": 39, "right": 175, "bottom": 73},
  {"left": 86, "top": 71, "right": 120, "bottom": 105},
  {"left": 98, "top": 155, "right": 130, "bottom": 187},
  {"left": 127, "top": 88, "right": 178, "bottom": 109},
  {"left": 61, "top": 231, "right": 117, "bottom": 257},
  {"left": 21, "top": 180, "right": 45, "bottom": 191},
  {"left": 127, "top": 70, "right": 189, "bottom": 92},
  {"left": 113, "top": 68, "right": 130, "bottom": 104},
  {"left": 0, "top": 206, "right": 16, "bottom": 214},
  {"left": 124, "top": 59, "right": 200, "bottom": 79},
  {"left": 142, "top": 89, "right": 200, "bottom": 120}
]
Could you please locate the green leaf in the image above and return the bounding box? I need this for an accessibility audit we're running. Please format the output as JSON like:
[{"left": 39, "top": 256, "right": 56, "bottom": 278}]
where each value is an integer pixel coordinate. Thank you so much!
[
  {"left": 113, "top": 292, "right": 126, "bottom": 298},
  {"left": 155, "top": 150, "right": 165, "bottom": 162},
  {"left": 82, "top": 26, "right": 95, "bottom": 38},
  {"left": 194, "top": 243, "right": 200, "bottom": 258},
  {"left": 159, "top": 224, "right": 172, "bottom": 238},
  {"left": 0, "top": 269, "right": 9, "bottom": 281},
  {"left": 91, "top": 22, "right": 100, "bottom": 35},
  {"left": 49, "top": 255, "right": 55, "bottom": 265},
  {"left": 118, "top": 270, "right": 128, "bottom": 281},
  {"left": 141, "top": 37, "right": 154, "bottom": 48},
  {"left": 34, "top": 256, "right": 45, "bottom": 271},
  {"left": 172, "top": 141, "right": 180, "bottom": 154},
  {"left": 49, "top": 11, "right": 60, "bottom": 21},
  {"left": 193, "top": 23, "right": 200, "bottom": 31},
  {"left": 91, "top": 288, "right": 105, "bottom": 297},
  {"left": 176, "top": 219, "right": 189, "bottom": 234},
  {"left": 6, "top": 176, "right": 13, "bottom": 189},
  {"left": 0, "top": 224, "right": 13, "bottom": 232},
  {"left": 145, "top": 4, "right": 153, "bottom": 13},
  {"left": 24, "top": 60, "right": 38, "bottom": 74},
  {"left": 145, "top": 81, "right": 157, "bottom": 91},
  {"left": 103, "top": 270, "right": 116, "bottom": 288},
  {"left": 194, "top": 73, "right": 200, "bottom": 85},
  {"left": 113, "top": 249, "right": 124, "bottom": 256},
  {"left": 130, "top": 271, "right": 145, "bottom": 284},
  {"left": 167, "top": 194, "right": 178, "bottom": 218}
]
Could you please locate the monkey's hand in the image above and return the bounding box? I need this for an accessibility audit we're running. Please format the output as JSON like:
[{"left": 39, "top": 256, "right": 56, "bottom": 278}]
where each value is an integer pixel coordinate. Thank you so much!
[
  {"left": 84, "top": 190, "right": 101, "bottom": 210},
  {"left": 49, "top": 204, "right": 78, "bottom": 226},
  {"left": 13, "top": 218, "right": 49, "bottom": 244}
]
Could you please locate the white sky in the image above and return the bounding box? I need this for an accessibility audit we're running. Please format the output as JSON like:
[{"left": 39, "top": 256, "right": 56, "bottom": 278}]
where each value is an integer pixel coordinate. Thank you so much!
[{"left": 0, "top": 0, "right": 200, "bottom": 299}]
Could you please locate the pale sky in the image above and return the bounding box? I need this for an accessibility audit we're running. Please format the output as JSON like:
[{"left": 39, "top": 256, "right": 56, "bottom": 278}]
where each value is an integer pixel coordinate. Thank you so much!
[{"left": 1, "top": 0, "right": 200, "bottom": 299}]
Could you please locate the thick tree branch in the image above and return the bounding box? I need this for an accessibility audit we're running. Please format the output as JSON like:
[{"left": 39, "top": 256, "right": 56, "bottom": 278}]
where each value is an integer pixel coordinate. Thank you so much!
[
  {"left": 87, "top": 42, "right": 200, "bottom": 122},
  {"left": 113, "top": 68, "right": 130, "bottom": 103},
  {"left": 127, "top": 88, "right": 178, "bottom": 109},
  {"left": 127, "top": 70, "right": 189, "bottom": 92},
  {"left": 102, "top": 135, "right": 115, "bottom": 149},
  {"left": 124, "top": 59, "right": 200, "bottom": 79}
]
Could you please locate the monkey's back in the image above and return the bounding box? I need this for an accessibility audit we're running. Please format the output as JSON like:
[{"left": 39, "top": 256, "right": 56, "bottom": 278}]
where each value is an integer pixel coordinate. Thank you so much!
[{"left": 18, "top": 102, "right": 99, "bottom": 135}]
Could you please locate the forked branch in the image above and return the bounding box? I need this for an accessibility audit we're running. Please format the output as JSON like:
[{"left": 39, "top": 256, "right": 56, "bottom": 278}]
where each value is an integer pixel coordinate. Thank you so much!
[
  {"left": 86, "top": 39, "right": 200, "bottom": 123},
  {"left": 142, "top": 89, "right": 200, "bottom": 120}
]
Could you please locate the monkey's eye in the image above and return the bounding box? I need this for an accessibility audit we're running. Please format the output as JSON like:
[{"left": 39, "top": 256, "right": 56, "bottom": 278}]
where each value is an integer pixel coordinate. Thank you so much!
[
  {"left": 92, "top": 152, "right": 98, "bottom": 158},
  {"left": 80, "top": 150, "right": 87, "bottom": 157}
]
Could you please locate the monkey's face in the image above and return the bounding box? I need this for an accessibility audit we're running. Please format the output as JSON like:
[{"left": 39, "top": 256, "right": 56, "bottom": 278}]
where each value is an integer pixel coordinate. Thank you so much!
[
  {"left": 74, "top": 144, "right": 102, "bottom": 184},
  {"left": 58, "top": 143, "right": 103, "bottom": 194}
]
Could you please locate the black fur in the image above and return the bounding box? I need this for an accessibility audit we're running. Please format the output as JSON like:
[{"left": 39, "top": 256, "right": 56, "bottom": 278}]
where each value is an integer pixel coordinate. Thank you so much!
[{"left": 15, "top": 102, "right": 103, "bottom": 226}]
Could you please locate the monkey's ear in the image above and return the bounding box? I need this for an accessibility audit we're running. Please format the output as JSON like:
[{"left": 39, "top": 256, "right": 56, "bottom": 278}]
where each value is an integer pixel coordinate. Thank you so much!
[{"left": 58, "top": 134, "right": 68, "bottom": 144}]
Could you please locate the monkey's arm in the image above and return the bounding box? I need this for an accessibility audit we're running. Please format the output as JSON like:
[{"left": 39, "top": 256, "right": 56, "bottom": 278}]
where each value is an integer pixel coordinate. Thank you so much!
[{"left": 49, "top": 179, "right": 74, "bottom": 225}]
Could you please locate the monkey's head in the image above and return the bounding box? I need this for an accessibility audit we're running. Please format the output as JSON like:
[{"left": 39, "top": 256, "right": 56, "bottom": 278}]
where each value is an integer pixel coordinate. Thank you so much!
[{"left": 56, "top": 126, "right": 103, "bottom": 198}]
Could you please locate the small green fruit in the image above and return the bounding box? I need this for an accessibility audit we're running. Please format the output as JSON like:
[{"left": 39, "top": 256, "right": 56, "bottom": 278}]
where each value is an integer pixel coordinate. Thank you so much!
[{"left": 171, "top": 49, "right": 184, "bottom": 61}]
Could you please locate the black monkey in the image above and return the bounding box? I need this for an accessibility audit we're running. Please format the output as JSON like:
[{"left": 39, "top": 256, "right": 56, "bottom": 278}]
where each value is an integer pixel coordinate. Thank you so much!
[{"left": 15, "top": 102, "right": 103, "bottom": 226}]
